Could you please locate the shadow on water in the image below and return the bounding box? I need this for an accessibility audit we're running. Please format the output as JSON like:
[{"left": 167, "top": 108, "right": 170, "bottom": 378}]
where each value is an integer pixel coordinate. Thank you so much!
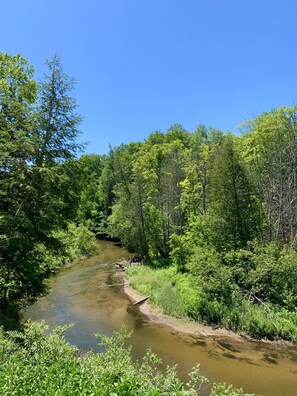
[
  {"left": 24, "top": 240, "right": 297, "bottom": 396},
  {"left": 216, "top": 339, "right": 241, "bottom": 353}
]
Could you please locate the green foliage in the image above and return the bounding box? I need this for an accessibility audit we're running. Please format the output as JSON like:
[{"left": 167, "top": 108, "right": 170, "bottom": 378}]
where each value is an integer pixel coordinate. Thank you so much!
[
  {"left": 189, "top": 246, "right": 237, "bottom": 306},
  {"left": 241, "top": 106, "right": 297, "bottom": 244},
  {"left": 169, "top": 232, "right": 192, "bottom": 273},
  {"left": 126, "top": 259, "right": 297, "bottom": 342},
  {"left": 0, "top": 52, "right": 83, "bottom": 313},
  {"left": 127, "top": 265, "right": 199, "bottom": 319},
  {"left": 108, "top": 198, "right": 143, "bottom": 253},
  {"left": 106, "top": 127, "right": 189, "bottom": 259},
  {"left": 75, "top": 154, "right": 106, "bottom": 235},
  {"left": 210, "top": 383, "right": 244, "bottom": 396},
  {"left": 0, "top": 321, "right": 244, "bottom": 395},
  {"left": 206, "top": 134, "right": 262, "bottom": 251},
  {"left": 100, "top": 112, "right": 297, "bottom": 343},
  {"left": 249, "top": 243, "right": 297, "bottom": 309},
  {"left": 54, "top": 223, "right": 96, "bottom": 263},
  {"left": 36, "top": 55, "right": 83, "bottom": 164},
  {"left": 3, "top": 50, "right": 297, "bottom": 356},
  {"left": 38, "top": 223, "right": 97, "bottom": 271},
  {"left": 222, "top": 242, "right": 297, "bottom": 311}
]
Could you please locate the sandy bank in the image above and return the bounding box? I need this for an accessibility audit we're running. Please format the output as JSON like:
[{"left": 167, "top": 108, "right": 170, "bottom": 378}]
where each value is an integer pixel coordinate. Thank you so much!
[
  {"left": 116, "top": 267, "right": 243, "bottom": 341},
  {"left": 114, "top": 262, "right": 297, "bottom": 349}
]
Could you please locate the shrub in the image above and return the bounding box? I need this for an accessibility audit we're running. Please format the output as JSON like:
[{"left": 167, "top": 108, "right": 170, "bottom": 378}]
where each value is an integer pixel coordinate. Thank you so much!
[{"left": 0, "top": 321, "right": 246, "bottom": 395}]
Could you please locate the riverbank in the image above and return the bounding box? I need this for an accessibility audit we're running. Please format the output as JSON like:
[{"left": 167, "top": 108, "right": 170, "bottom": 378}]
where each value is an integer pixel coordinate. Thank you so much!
[
  {"left": 116, "top": 265, "right": 243, "bottom": 341},
  {"left": 20, "top": 241, "right": 297, "bottom": 396},
  {"left": 118, "top": 262, "right": 297, "bottom": 347}
]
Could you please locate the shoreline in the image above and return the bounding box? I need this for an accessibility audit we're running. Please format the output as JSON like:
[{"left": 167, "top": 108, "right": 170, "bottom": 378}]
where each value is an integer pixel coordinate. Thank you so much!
[
  {"left": 117, "top": 265, "right": 297, "bottom": 347},
  {"left": 117, "top": 269, "right": 243, "bottom": 341}
]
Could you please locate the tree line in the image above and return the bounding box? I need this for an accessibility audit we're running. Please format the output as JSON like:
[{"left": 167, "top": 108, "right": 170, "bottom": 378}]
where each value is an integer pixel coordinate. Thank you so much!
[
  {"left": 0, "top": 52, "right": 247, "bottom": 396},
  {"left": 2, "top": 51, "right": 297, "bottom": 340},
  {"left": 79, "top": 111, "right": 297, "bottom": 256},
  {"left": 77, "top": 109, "right": 297, "bottom": 340}
]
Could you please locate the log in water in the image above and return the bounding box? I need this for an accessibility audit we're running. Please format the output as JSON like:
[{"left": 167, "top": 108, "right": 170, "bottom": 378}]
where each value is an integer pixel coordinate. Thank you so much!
[{"left": 24, "top": 241, "right": 297, "bottom": 396}]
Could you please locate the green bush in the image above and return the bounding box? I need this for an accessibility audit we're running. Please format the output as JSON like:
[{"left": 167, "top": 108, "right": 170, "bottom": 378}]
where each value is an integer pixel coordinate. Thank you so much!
[
  {"left": 0, "top": 321, "right": 246, "bottom": 395},
  {"left": 175, "top": 275, "right": 201, "bottom": 319},
  {"left": 210, "top": 383, "right": 244, "bottom": 396},
  {"left": 34, "top": 222, "right": 96, "bottom": 273},
  {"left": 224, "top": 242, "right": 297, "bottom": 310},
  {"left": 53, "top": 222, "right": 96, "bottom": 263},
  {"left": 127, "top": 245, "right": 297, "bottom": 342}
]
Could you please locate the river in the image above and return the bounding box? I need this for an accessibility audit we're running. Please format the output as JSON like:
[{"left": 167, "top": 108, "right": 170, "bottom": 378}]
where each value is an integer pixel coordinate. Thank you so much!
[{"left": 24, "top": 241, "right": 297, "bottom": 395}]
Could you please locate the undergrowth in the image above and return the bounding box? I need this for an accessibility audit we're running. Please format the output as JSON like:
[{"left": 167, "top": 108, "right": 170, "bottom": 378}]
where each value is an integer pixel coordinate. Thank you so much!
[
  {"left": 126, "top": 265, "right": 297, "bottom": 342},
  {"left": 0, "top": 321, "right": 245, "bottom": 395}
]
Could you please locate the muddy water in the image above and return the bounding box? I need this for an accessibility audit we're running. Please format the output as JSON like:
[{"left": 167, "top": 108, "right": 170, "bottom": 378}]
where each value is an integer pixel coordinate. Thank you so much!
[{"left": 24, "top": 241, "right": 297, "bottom": 395}]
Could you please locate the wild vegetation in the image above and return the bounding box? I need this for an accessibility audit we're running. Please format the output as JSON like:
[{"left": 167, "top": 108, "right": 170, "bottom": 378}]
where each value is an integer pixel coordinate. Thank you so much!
[
  {"left": 0, "top": 53, "right": 95, "bottom": 326},
  {"left": 1, "top": 51, "right": 297, "bottom": 393},
  {"left": 0, "top": 321, "right": 245, "bottom": 395},
  {"left": 77, "top": 111, "right": 297, "bottom": 342},
  {"left": 2, "top": 52, "right": 297, "bottom": 340}
]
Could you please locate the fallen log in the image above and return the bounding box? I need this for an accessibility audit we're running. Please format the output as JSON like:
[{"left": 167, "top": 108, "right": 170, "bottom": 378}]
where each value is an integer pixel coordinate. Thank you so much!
[{"left": 133, "top": 295, "right": 150, "bottom": 305}]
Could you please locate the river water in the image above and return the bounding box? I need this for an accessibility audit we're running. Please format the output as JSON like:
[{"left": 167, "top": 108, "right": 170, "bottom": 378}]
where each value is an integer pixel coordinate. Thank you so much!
[{"left": 24, "top": 241, "right": 297, "bottom": 395}]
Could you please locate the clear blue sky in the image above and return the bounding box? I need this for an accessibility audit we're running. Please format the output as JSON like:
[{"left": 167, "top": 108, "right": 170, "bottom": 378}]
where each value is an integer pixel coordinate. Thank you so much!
[{"left": 1, "top": 0, "right": 297, "bottom": 154}]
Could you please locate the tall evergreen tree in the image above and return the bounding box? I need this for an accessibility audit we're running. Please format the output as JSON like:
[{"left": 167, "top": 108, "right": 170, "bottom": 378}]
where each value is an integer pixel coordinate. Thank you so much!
[
  {"left": 206, "top": 134, "right": 261, "bottom": 251},
  {"left": 0, "top": 54, "right": 82, "bottom": 311}
]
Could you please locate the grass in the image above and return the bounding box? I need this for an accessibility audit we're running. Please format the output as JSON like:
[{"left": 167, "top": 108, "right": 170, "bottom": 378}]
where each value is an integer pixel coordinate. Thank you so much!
[
  {"left": 126, "top": 265, "right": 200, "bottom": 319},
  {"left": 126, "top": 264, "right": 297, "bottom": 343}
]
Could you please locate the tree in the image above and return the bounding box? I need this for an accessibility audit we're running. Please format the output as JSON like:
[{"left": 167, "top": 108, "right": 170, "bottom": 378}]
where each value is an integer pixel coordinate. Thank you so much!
[
  {"left": 108, "top": 126, "right": 189, "bottom": 259},
  {"left": 206, "top": 134, "right": 261, "bottom": 251},
  {"left": 0, "top": 53, "right": 38, "bottom": 309},
  {"left": 107, "top": 143, "right": 146, "bottom": 254},
  {"left": 241, "top": 106, "right": 297, "bottom": 244},
  {"left": 0, "top": 54, "right": 82, "bottom": 312},
  {"left": 181, "top": 125, "right": 223, "bottom": 220},
  {"left": 75, "top": 154, "right": 105, "bottom": 234},
  {"left": 35, "top": 55, "right": 83, "bottom": 165}
]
